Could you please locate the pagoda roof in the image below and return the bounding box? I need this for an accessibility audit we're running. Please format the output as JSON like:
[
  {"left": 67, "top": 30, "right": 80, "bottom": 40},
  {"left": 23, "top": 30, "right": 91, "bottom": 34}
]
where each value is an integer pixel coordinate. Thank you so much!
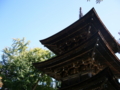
[
  {"left": 40, "top": 8, "right": 119, "bottom": 55},
  {"left": 59, "top": 67, "right": 120, "bottom": 90},
  {"left": 33, "top": 32, "right": 120, "bottom": 79}
]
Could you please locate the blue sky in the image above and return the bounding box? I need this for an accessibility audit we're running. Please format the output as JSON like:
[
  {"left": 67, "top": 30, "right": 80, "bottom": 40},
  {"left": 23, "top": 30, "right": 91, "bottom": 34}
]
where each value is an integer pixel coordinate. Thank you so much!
[{"left": 0, "top": 0, "right": 120, "bottom": 58}]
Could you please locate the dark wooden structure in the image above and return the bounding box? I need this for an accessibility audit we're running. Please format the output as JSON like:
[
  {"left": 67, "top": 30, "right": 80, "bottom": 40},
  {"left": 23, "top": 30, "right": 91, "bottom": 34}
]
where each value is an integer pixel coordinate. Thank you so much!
[{"left": 33, "top": 8, "right": 120, "bottom": 90}]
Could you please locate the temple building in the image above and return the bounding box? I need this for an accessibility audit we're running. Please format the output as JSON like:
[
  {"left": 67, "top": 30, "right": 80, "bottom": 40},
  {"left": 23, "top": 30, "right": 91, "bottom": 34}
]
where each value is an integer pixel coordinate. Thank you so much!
[{"left": 33, "top": 8, "right": 120, "bottom": 90}]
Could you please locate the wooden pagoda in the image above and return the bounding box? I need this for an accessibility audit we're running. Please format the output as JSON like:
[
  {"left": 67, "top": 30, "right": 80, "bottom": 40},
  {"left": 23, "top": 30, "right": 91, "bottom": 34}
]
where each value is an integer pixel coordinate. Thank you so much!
[{"left": 33, "top": 8, "right": 120, "bottom": 90}]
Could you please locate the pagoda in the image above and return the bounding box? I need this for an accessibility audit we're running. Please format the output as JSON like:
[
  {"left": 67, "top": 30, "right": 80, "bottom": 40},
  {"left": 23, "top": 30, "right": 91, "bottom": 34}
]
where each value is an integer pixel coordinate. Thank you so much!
[{"left": 33, "top": 8, "right": 120, "bottom": 90}]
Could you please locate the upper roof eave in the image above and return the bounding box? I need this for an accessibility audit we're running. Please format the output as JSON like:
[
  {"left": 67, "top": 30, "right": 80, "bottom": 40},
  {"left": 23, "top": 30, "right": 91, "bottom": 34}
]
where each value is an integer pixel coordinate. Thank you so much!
[
  {"left": 92, "top": 8, "right": 120, "bottom": 49},
  {"left": 40, "top": 7, "right": 120, "bottom": 54},
  {"left": 40, "top": 8, "right": 95, "bottom": 44}
]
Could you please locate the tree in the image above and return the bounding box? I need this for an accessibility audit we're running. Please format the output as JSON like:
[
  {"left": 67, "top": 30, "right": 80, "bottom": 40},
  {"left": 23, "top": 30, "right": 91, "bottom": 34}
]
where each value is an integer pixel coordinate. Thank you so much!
[
  {"left": 87, "top": 0, "right": 103, "bottom": 3},
  {"left": 0, "top": 38, "right": 58, "bottom": 90}
]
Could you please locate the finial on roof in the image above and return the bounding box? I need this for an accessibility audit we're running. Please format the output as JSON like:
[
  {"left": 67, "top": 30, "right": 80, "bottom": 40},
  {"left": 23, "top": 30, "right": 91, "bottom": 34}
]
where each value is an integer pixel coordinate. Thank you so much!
[{"left": 79, "top": 7, "right": 83, "bottom": 19}]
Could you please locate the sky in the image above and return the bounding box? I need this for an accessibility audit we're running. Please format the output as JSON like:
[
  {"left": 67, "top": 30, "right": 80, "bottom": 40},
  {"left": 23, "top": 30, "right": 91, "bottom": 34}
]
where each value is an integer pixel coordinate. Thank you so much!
[{"left": 0, "top": 0, "right": 120, "bottom": 59}]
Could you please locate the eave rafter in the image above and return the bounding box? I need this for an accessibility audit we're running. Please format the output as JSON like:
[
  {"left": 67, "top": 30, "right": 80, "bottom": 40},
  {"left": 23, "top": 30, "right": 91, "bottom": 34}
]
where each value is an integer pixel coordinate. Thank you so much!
[
  {"left": 40, "top": 8, "right": 120, "bottom": 55},
  {"left": 44, "top": 23, "right": 96, "bottom": 55}
]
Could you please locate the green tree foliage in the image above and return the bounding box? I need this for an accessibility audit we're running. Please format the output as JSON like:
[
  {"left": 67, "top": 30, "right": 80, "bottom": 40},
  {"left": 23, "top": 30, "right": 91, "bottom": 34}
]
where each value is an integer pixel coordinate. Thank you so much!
[{"left": 0, "top": 38, "right": 58, "bottom": 90}]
